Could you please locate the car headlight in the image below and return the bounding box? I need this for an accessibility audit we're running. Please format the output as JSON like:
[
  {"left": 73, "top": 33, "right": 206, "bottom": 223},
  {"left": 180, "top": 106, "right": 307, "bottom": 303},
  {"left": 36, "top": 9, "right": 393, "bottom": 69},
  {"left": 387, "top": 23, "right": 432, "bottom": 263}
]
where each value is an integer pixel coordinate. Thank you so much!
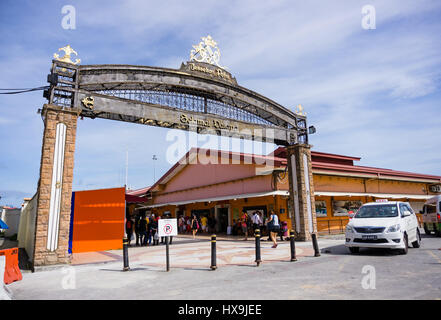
[
  {"left": 387, "top": 224, "right": 400, "bottom": 233},
  {"left": 346, "top": 225, "right": 355, "bottom": 233}
]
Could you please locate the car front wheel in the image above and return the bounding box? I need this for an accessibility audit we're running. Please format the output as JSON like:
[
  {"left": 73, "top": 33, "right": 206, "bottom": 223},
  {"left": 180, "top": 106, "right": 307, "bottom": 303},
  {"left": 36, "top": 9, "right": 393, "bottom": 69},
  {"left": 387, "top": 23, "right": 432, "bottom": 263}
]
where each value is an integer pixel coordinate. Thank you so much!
[
  {"left": 399, "top": 233, "right": 408, "bottom": 255},
  {"left": 412, "top": 229, "right": 421, "bottom": 248}
]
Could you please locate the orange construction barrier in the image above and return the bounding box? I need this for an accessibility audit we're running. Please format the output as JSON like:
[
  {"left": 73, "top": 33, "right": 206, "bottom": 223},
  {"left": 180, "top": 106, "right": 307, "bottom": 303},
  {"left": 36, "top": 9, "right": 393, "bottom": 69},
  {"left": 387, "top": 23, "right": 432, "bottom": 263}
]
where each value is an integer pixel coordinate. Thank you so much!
[{"left": 0, "top": 248, "right": 22, "bottom": 285}]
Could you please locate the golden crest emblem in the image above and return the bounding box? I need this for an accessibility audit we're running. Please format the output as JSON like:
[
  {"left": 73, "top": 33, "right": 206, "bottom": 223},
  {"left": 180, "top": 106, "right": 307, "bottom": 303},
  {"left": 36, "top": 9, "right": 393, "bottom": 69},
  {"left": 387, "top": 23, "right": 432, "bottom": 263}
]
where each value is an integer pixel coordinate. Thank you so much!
[
  {"left": 53, "top": 45, "right": 81, "bottom": 65},
  {"left": 81, "top": 96, "right": 94, "bottom": 109},
  {"left": 190, "top": 35, "right": 225, "bottom": 69}
]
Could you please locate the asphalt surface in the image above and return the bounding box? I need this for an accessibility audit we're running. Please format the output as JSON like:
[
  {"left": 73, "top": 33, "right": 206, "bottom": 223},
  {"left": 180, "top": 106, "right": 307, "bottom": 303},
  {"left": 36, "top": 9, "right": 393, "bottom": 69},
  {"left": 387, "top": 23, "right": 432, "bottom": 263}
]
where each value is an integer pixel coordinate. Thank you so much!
[{"left": 7, "top": 231, "right": 441, "bottom": 300}]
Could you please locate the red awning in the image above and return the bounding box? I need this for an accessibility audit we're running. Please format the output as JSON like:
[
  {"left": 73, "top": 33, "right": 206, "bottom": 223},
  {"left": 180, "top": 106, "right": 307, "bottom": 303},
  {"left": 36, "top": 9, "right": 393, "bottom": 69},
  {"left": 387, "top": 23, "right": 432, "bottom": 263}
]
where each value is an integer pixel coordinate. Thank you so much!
[{"left": 125, "top": 194, "right": 149, "bottom": 203}]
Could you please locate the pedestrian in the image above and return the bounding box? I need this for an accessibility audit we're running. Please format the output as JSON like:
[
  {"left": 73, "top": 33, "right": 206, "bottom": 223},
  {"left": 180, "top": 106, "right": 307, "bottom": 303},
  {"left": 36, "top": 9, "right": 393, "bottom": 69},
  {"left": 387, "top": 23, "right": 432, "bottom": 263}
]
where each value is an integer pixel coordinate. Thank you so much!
[
  {"left": 267, "top": 210, "right": 280, "bottom": 248},
  {"left": 241, "top": 210, "right": 249, "bottom": 241},
  {"left": 125, "top": 213, "right": 134, "bottom": 246},
  {"left": 150, "top": 215, "right": 158, "bottom": 245},
  {"left": 208, "top": 214, "right": 216, "bottom": 234},
  {"left": 201, "top": 214, "right": 208, "bottom": 233},
  {"left": 147, "top": 214, "right": 153, "bottom": 245},
  {"left": 139, "top": 213, "right": 148, "bottom": 246},
  {"left": 191, "top": 214, "right": 199, "bottom": 239},
  {"left": 134, "top": 214, "right": 141, "bottom": 246},
  {"left": 280, "top": 220, "right": 288, "bottom": 241},
  {"left": 186, "top": 216, "right": 191, "bottom": 233},
  {"left": 232, "top": 219, "right": 238, "bottom": 235},
  {"left": 153, "top": 228, "right": 159, "bottom": 245},
  {"left": 178, "top": 215, "right": 185, "bottom": 233},
  {"left": 251, "top": 210, "right": 262, "bottom": 233}
]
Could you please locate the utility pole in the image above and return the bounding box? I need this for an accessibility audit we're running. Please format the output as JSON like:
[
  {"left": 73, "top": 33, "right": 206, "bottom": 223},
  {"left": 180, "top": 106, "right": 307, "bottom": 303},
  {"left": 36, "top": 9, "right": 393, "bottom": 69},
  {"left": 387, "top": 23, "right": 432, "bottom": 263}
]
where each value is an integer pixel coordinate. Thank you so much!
[
  {"left": 152, "top": 154, "right": 157, "bottom": 184},
  {"left": 125, "top": 150, "right": 129, "bottom": 188}
]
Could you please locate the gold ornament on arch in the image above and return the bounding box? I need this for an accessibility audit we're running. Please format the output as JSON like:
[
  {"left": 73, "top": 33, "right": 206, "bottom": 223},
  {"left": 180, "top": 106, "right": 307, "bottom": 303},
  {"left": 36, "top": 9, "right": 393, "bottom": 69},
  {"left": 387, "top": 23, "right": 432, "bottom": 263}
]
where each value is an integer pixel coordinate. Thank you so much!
[{"left": 53, "top": 45, "right": 81, "bottom": 65}]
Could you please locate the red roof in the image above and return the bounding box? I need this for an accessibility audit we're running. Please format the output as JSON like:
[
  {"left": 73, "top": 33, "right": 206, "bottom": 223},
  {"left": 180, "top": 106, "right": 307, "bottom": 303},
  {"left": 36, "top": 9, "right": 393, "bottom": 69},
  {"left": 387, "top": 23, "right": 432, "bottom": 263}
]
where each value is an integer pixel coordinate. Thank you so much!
[
  {"left": 312, "top": 161, "right": 441, "bottom": 181},
  {"left": 144, "top": 147, "right": 441, "bottom": 192},
  {"left": 125, "top": 194, "right": 149, "bottom": 203},
  {"left": 126, "top": 186, "right": 151, "bottom": 196},
  {"left": 272, "top": 146, "right": 441, "bottom": 181},
  {"left": 149, "top": 148, "right": 287, "bottom": 191},
  {"left": 272, "top": 147, "right": 360, "bottom": 165}
]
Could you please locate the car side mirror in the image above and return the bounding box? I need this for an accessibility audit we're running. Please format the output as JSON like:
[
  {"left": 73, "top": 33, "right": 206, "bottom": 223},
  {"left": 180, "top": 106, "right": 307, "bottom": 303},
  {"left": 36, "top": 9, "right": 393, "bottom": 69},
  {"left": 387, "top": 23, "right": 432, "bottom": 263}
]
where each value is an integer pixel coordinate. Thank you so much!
[{"left": 402, "top": 210, "right": 411, "bottom": 217}]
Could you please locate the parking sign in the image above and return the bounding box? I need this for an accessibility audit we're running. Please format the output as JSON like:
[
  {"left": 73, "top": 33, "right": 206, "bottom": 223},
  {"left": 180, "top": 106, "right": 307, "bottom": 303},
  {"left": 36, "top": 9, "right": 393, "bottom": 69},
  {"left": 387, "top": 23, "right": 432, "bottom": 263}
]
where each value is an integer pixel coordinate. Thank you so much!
[{"left": 158, "top": 218, "right": 178, "bottom": 237}]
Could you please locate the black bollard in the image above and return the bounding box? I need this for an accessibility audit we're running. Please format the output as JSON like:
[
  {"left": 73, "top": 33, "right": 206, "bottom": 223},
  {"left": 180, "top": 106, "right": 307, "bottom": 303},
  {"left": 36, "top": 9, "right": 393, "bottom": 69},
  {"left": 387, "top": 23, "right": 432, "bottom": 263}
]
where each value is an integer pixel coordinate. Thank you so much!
[
  {"left": 210, "top": 234, "right": 217, "bottom": 270},
  {"left": 165, "top": 236, "right": 170, "bottom": 272},
  {"left": 290, "top": 230, "right": 297, "bottom": 261},
  {"left": 311, "top": 233, "right": 321, "bottom": 257},
  {"left": 255, "top": 229, "right": 262, "bottom": 266},
  {"left": 123, "top": 237, "right": 130, "bottom": 271}
]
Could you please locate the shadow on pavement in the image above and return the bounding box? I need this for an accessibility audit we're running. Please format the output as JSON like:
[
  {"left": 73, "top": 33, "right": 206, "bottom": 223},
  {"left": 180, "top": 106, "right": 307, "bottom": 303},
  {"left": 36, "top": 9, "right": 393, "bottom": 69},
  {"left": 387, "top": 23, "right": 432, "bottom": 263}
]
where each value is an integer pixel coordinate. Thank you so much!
[
  {"left": 320, "top": 244, "right": 401, "bottom": 256},
  {"left": 182, "top": 267, "right": 213, "bottom": 271},
  {"left": 99, "top": 267, "right": 148, "bottom": 272},
  {"left": 233, "top": 264, "right": 258, "bottom": 268},
  {"left": 420, "top": 233, "right": 440, "bottom": 239},
  {"left": 127, "top": 239, "right": 209, "bottom": 248}
]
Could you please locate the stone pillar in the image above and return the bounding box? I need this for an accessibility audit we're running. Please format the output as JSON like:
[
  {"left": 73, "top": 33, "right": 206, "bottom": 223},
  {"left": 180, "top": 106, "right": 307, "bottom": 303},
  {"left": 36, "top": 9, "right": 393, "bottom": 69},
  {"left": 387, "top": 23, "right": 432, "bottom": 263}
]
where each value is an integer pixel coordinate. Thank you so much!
[
  {"left": 286, "top": 144, "right": 317, "bottom": 241},
  {"left": 33, "top": 105, "right": 79, "bottom": 266}
]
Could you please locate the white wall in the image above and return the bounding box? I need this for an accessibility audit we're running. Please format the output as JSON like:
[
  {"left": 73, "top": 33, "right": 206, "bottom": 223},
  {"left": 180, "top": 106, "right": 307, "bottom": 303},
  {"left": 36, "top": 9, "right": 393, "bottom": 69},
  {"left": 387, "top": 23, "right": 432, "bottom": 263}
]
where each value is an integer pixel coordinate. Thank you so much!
[{"left": 17, "top": 193, "right": 38, "bottom": 262}]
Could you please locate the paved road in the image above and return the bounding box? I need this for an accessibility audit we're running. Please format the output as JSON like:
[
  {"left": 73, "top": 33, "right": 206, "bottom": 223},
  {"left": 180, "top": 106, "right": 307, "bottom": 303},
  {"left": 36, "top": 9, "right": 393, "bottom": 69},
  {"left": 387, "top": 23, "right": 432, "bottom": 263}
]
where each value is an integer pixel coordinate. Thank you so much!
[{"left": 7, "top": 232, "right": 441, "bottom": 300}]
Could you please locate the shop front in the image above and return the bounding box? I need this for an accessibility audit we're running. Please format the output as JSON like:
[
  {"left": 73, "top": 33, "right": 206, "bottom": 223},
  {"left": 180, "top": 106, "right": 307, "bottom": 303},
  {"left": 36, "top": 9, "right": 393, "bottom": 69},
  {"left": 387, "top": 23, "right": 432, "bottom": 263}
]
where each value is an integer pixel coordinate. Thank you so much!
[{"left": 142, "top": 147, "right": 441, "bottom": 237}]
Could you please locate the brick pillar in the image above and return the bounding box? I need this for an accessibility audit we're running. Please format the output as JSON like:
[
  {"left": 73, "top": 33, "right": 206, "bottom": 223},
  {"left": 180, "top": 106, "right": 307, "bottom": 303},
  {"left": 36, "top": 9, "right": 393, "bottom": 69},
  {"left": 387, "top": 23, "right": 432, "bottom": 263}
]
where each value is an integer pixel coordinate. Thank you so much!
[
  {"left": 33, "top": 105, "right": 79, "bottom": 266},
  {"left": 286, "top": 144, "right": 317, "bottom": 241}
]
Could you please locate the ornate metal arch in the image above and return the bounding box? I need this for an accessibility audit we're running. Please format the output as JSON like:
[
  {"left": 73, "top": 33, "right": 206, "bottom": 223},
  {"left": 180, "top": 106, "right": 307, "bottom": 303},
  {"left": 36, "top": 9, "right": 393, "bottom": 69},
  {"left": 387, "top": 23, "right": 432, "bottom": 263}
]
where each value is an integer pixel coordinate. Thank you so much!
[{"left": 44, "top": 56, "right": 308, "bottom": 146}]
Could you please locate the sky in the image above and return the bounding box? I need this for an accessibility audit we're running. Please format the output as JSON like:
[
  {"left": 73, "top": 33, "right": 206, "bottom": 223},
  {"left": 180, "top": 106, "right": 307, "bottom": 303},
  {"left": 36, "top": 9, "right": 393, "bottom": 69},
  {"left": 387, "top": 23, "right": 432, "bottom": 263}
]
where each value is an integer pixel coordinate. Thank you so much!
[{"left": 0, "top": 0, "right": 440, "bottom": 207}]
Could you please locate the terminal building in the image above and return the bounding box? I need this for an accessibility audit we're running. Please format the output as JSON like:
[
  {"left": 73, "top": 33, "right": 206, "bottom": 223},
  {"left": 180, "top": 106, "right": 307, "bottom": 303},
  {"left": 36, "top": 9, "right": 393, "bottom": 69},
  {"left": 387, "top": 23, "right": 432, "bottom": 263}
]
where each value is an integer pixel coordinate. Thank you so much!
[{"left": 136, "top": 147, "right": 441, "bottom": 235}]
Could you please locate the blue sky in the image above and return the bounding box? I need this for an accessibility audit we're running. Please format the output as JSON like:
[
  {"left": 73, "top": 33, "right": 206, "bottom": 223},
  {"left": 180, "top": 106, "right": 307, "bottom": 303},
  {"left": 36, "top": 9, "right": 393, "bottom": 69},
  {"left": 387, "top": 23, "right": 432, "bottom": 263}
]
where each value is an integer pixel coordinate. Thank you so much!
[{"left": 1, "top": 0, "right": 441, "bottom": 207}]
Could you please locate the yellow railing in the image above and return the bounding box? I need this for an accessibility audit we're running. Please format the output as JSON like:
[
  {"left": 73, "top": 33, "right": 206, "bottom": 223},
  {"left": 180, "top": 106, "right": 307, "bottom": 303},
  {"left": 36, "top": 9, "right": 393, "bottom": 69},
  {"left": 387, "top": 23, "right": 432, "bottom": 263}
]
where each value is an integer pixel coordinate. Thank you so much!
[{"left": 317, "top": 218, "right": 349, "bottom": 235}]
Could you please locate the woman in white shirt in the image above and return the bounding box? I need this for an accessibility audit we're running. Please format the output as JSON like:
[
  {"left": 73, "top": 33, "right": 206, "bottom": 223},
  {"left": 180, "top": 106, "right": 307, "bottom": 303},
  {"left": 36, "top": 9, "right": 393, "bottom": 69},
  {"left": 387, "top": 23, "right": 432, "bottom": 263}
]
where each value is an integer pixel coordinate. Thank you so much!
[{"left": 267, "top": 210, "right": 280, "bottom": 248}]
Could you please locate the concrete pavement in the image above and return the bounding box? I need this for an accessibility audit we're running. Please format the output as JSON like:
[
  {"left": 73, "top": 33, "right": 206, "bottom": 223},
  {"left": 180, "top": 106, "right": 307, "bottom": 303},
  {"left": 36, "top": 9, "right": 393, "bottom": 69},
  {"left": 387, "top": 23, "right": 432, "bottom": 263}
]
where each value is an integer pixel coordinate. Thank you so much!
[
  {"left": 7, "top": 232, "right": 441, "bottom": 300},
  {"left": 69, "top": 234, "right": 315, "bottom": 268}
]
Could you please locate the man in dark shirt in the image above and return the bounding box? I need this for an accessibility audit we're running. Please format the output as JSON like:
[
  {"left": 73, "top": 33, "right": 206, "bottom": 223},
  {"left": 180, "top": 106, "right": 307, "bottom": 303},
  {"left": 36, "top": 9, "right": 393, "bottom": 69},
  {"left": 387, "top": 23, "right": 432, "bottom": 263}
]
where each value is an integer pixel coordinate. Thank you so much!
[
  {"left": 208, "top": 214, "right": 217, "bottom": 234},
  {"left": 139, "top": 214, "right": 148, "bottom": 246},
  {"left": 135, "top": 215, "right": 141, "bottom": 246}
]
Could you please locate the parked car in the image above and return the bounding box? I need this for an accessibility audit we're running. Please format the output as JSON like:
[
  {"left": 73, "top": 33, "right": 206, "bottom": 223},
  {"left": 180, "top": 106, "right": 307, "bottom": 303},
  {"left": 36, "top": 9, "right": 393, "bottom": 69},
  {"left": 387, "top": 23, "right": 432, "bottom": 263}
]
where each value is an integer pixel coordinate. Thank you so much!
[{"left": 345, "top": 201, "right": 421, "bottom": 254}]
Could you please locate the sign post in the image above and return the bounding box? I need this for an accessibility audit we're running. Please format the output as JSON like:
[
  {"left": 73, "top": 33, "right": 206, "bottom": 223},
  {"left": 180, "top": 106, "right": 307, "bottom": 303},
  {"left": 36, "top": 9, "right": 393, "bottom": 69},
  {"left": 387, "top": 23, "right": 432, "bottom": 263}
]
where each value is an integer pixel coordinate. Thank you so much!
[
  {"left": 165, "top": 236, "right": 170, "bottom": 272},
  {"left": 158, "top": 218, "right": 178, "bottom": 272}
]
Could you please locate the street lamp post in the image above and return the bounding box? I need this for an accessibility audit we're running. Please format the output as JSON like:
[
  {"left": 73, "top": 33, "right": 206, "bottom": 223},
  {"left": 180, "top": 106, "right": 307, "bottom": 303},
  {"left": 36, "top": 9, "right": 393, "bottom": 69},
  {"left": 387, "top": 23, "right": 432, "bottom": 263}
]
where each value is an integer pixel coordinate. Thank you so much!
[{"left": 152, "top": 155, "right": 157, "bottom": 184}]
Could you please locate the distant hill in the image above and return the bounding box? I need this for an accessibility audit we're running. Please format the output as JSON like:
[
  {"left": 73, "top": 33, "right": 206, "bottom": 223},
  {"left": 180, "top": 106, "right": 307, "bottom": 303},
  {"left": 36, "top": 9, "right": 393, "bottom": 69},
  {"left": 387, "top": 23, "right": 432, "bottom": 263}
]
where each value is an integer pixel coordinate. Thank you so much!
[{"left": 0, "top": 190, "right": 34, "bottom": 208}]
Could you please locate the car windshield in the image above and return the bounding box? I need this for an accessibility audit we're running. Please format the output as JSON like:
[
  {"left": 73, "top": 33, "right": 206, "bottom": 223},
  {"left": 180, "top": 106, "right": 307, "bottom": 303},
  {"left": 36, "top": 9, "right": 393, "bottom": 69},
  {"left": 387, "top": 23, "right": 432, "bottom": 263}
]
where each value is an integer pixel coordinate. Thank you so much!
[{"left": 354, "top": 204, "right": 398, "bottom": 218}]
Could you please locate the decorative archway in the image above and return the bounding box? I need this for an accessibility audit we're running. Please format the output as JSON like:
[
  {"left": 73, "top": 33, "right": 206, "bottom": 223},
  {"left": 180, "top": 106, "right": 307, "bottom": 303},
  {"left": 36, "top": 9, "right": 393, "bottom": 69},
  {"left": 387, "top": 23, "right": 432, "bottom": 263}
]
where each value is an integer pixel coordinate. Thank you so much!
[{"left": 33, "top": 37, "right": 317, "bottom": 266}]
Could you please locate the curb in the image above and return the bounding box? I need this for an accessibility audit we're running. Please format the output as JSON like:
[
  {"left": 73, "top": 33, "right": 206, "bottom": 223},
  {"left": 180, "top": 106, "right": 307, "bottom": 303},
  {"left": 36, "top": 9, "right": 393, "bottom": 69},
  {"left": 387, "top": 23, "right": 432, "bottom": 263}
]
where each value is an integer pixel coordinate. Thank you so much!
[{"left": 33, "top": 264, "right": 70, "bottom": 273}]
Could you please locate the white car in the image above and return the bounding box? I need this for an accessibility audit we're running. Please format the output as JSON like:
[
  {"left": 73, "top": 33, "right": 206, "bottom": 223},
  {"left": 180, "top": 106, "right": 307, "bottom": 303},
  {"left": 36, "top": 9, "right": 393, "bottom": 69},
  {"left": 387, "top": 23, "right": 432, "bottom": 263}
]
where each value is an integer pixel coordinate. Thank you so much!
[{"left": 345, "top": 201, "right": 421, "bottom": 254}]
